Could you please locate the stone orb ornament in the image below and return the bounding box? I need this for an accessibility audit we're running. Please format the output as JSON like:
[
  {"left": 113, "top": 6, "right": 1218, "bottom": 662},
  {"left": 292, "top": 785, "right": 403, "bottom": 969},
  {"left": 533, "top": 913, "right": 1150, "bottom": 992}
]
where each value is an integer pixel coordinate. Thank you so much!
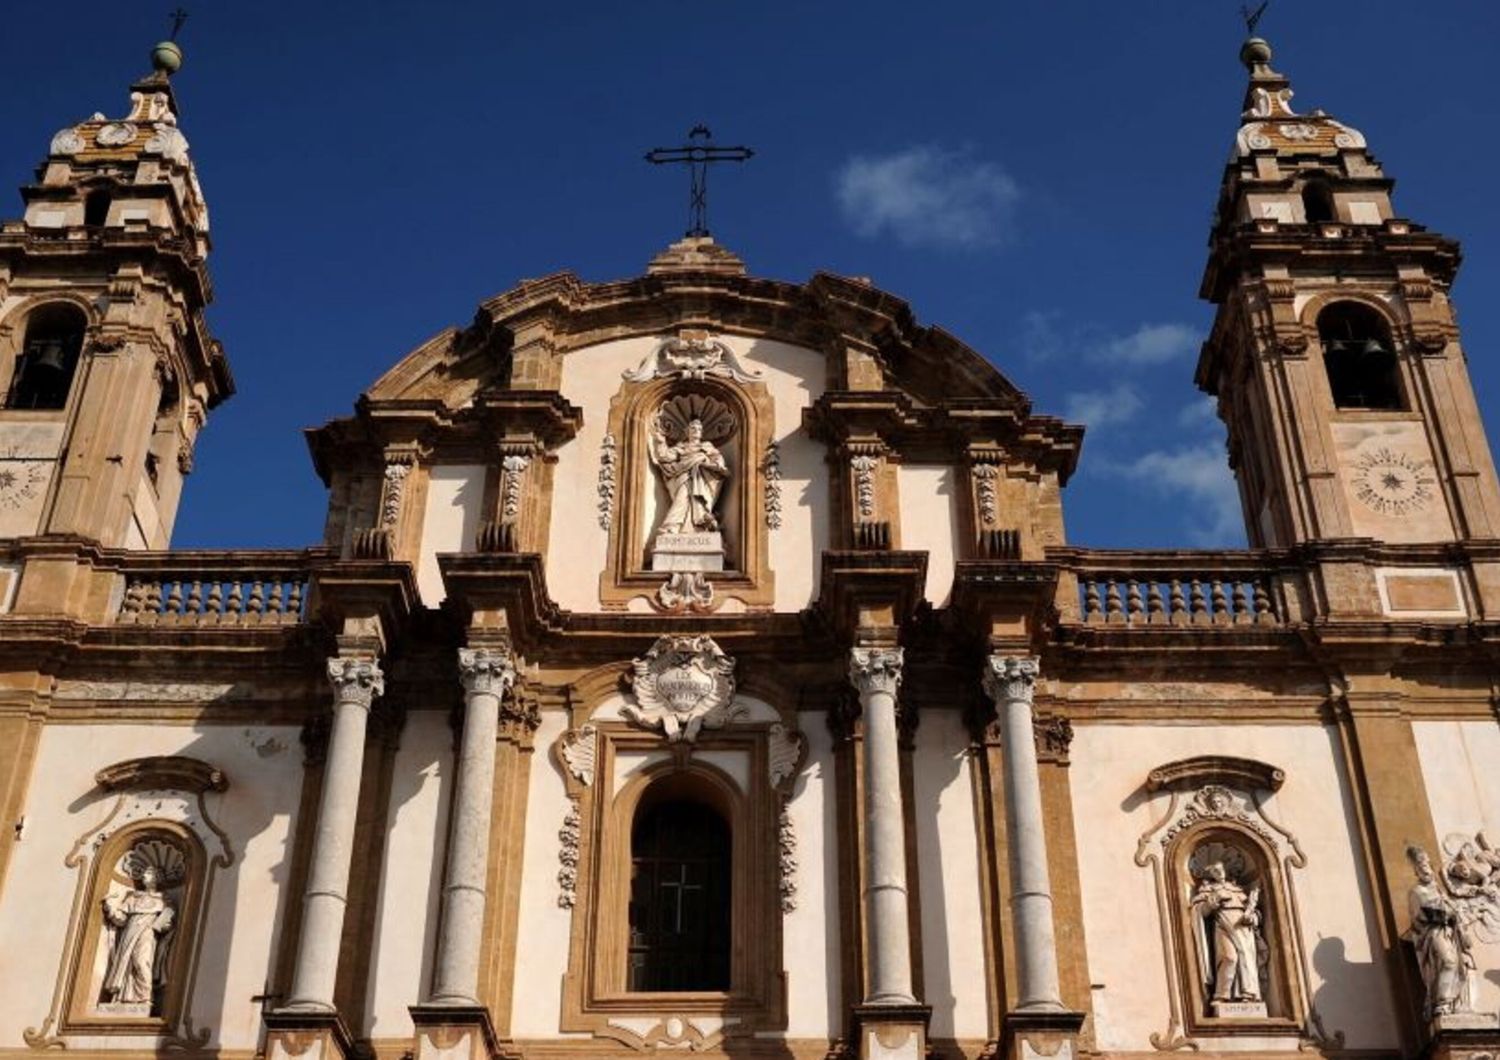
[
  {"left": 1240, "top": 37, "right": 1272, "bottom": 69},
  {"left": 152, "top": 40, "right": 184, "bottom": 75}
]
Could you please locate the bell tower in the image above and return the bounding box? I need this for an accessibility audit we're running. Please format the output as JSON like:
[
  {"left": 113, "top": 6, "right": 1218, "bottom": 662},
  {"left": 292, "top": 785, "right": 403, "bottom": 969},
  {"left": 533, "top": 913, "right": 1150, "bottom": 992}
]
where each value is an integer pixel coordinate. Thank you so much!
[
  {"left": 0, "top": 35, "right": 229, "bottom": 548},
  {"left": 1197, "top": 36, "right": 1500, "bottom": 549}
]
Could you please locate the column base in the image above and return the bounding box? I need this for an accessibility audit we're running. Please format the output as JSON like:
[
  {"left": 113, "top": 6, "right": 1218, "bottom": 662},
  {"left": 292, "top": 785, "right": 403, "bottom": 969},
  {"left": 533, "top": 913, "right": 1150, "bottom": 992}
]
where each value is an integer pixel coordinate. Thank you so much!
[
  {"left": 1424, "top": 1013, "right": 1500, "bottom": 1060},
  {"left": 852, "top": 1003, "right": 931, "bottom": 1060},
  {"left": 264, "top": 1009, "right": 355, "bottom": 1060},
  {"left": 998, "top": 1008, "right": 1085, "bottom": 1060},
  {"left": 410, "top": 1003, "right": 513, "bottom": 1060}
]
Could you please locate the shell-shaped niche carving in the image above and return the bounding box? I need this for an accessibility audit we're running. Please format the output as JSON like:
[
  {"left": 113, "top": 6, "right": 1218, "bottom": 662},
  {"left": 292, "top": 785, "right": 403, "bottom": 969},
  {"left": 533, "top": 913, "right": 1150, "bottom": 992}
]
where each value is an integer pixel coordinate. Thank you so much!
[{"left": 657, "top": 393, "right": 736, "bottom": 444}]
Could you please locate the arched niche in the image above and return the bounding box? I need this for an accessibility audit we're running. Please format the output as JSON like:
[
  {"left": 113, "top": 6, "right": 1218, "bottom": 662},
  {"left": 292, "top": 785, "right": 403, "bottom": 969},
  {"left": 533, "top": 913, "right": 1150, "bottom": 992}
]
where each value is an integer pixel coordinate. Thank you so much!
[{"left": 600, "top": 341, "right": 777, "bottom": 612}]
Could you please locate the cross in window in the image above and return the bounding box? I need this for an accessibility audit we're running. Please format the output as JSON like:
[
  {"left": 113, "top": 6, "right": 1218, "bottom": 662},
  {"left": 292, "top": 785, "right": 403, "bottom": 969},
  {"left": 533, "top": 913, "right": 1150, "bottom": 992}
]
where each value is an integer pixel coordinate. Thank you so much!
[{"left": 658, "top": 864, "right": 703, "bottom": 934}]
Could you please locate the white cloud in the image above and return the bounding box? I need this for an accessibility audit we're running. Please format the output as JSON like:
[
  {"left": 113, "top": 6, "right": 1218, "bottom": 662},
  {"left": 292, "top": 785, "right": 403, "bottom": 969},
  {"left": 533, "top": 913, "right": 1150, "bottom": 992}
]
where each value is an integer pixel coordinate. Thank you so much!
[
  {"left": 1108, "top": 442, "right": 1243, "bottom": 545},
  {"left": 1019, "top": 314, "right": 1200, "bottom": 366},
  {"left": 1101, "top": 322, "right": 1200, "bottom": 365},
  {"left": 1065, "top": 384, "right": 1143, "bottom": 431},
  {"left": 1177, "top": 395, "right": 1220, "bottom": 429},
  {"left": 836, "top": 146, "right": 1020, "bottom": 249}
]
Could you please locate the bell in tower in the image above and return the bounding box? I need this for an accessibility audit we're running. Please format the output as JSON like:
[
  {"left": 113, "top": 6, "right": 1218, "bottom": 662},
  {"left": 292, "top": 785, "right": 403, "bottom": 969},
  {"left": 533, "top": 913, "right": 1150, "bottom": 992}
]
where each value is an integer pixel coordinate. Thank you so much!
[{"left": 1196, "top": 34, "right": 1500, "bottom": 550}]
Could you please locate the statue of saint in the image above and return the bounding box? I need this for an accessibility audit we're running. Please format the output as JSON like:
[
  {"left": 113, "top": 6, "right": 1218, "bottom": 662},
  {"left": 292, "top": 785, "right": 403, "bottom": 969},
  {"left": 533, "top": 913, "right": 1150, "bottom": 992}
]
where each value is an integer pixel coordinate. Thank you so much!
[
  {"left": 1190, "top": 860, "right": 1264, "bottom": 1005},
  {"left": 648, "top": 411, "right": 728, "bottom": 536},
  {"left": 100, "top": 865, "right": 176, "bottom": 1010},
  {"left": 1405, "top": 846, "right": 1475, "bottom": 1018}
]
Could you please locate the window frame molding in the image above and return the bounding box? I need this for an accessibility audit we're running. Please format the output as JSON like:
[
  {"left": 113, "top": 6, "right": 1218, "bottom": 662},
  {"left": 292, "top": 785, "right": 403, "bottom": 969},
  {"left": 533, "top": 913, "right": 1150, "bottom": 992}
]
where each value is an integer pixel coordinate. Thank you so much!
[{"left": 557, "top": 718, "right": 789, "bottom": 1049}]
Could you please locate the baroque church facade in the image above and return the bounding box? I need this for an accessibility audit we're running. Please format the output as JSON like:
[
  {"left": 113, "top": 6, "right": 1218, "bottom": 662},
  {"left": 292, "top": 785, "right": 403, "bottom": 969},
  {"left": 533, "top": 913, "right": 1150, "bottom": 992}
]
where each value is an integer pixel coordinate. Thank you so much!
[{"left": 0, "top": 27, "right": 1498, "bottom": 1060}]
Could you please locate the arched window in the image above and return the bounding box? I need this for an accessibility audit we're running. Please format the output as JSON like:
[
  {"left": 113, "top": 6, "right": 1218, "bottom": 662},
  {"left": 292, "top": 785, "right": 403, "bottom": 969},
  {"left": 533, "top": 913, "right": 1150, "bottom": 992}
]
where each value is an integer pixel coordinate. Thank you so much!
[
  {"left": 7, "top": 304, "right": 86, "bottom": 410},
  {"left": 84, "top": 191, "right": 111, "bottom": 228},
  {"left": 1301, "top": 180, "right": 1335, "bottom": 224},
  {"left": 627, "top": 791, "right": 731, "bottom": 992},
  {"left": 1318, "top": 302, "right": 1403, "bottom": 410}
]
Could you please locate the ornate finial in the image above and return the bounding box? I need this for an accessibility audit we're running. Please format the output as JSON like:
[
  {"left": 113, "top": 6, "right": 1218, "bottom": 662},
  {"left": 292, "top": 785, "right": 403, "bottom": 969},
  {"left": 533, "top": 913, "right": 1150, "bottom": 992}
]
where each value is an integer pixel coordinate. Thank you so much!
[
  {"left": 151, "top": 9, "right": 188, "bottom": 75},
  {"left": 1238, "top": 3, "right": 1273, "bottom": 71}
]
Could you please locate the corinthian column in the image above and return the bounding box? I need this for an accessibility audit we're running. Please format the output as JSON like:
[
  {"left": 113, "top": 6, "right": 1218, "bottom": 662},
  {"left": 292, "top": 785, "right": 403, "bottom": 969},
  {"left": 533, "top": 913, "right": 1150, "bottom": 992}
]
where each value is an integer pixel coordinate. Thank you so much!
[
  {"left": 428, "top": 647, "right": 517, "bottom": 1006},
  {"left": 982, "top": 655, "right": 1065, "bottom": 1012},
  {"left": 284, "top": 656, "right": 384, "bottom": 1012},
  {"left": 849, "top": 646, "right": 916, "bottom": 1006}
]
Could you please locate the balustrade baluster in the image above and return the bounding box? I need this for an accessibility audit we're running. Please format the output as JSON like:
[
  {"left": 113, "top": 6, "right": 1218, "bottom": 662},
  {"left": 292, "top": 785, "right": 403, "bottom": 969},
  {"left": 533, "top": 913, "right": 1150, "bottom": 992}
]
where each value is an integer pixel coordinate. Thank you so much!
[
  {"left": 248, "top": 580, "right": 266, "bottom": 615},
  {"left": 206, "top": 582, "right": 223, "bottom": 615},
  {"left": 1232, "top": 582, "right": 1250, "bottom": 624},
  {"left": 122, "top": 582, "right": 145, "bottom": 615},
  {"left": 1083, "top": 580, "right": 1102, "bottom": 622},
  {"left": 1104, "top": 580, "right": 1124, "bottom": 623},
  {"left": 1253, "top": 581, "right": 1274, "bottom": 624},
  {"left": 1125, "top": 581, "right": 1144, "bottom": 622},
  {"left": 1210, "top": 579, "right": 1229, "bottom": 624},
  {"left": 165, "top": 581, "right": 184, "bottom": 616},
  {"left": 1189, "top": 579, "right": 1208, "bottom": 623},
  {"left": 269, "top": 581, "right": 286, "bottom": 615},
  {"left": 144, "top": 582, "right": 164, "bottom": 615},
  {"left": 1168, "top": 579, "right": 1186, "bottom": 624},
  {"left": 288, "top": 582, "right": 304, "bottom": 617},
  {"left": 1146, "top": 582, "right": 1165, "bottom": 624},
  {"left": 186, "top": 580, "right": 203, "bottom": 614},
  {"left": 227, "top": 582, "right": 244, "bottom": 615}
]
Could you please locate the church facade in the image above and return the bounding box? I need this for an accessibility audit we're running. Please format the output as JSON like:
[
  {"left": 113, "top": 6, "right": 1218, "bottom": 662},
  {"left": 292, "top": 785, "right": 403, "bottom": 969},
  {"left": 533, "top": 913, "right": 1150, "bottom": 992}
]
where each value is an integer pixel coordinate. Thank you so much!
[{"left": 0, "top": 29, "right": 1497, "bottom": 1060}]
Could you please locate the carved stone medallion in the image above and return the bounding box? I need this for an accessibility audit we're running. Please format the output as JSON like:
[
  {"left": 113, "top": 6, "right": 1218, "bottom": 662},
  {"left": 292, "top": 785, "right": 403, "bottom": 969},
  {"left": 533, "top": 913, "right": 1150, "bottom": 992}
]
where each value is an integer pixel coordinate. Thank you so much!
[{"left": 623, "top": 635, "right": 743, "bottom": 742}]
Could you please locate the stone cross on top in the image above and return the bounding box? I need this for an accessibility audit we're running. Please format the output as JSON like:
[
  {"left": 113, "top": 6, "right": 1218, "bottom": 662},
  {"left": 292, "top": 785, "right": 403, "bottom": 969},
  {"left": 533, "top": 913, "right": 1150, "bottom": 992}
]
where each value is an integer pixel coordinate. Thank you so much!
[{"left": 645, "top": 125, "right": 754, "bottom": 239}]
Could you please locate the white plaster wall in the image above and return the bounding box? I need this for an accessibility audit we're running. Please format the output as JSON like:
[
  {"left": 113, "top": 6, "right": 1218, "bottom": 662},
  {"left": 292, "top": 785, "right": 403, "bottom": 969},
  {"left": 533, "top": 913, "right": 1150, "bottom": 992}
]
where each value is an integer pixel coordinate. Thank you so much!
[
  {"left": 364, "top": 710, "right": 452, "bottom": 1038},
  {"left": 897, "top": 465, "right": 960, "bottom": 606},
  {"left": 508, "top": 711, "right": 584, "bottom": 1039},
  {"left": 1069, "top": 723, "right": 1397, "bottom": 1052},
  {"left": 416, "top": 464, "right": 485, "bottom": 605},
  {"left": 0, "top": 721, "right": 305, "bottom": 1050},
  {"left": 912, "top": 709, "right": 988, "bottom": 1039},
  {"left": 783, "top": 717, "right": 840, "bottom": 1037},
  {"left": 1413, "top": 720, "right": 1500, "bottom": 1013},
  {"left": 548, "top": 335, "right": 829, "bottom": 613}
]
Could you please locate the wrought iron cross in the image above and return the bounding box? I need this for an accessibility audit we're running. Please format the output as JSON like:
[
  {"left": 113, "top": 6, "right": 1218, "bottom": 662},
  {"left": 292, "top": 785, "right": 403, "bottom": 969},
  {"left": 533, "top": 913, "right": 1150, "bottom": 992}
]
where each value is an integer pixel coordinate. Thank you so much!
[
  {"left": 169, "top": 8, "right": 189, "bottom": 39},
  {"left": 1240, "top": 1, "right": 1268, "bottom": 35},
  {"left": 645, "top": 125, "right": 754, "bottom": 239}
]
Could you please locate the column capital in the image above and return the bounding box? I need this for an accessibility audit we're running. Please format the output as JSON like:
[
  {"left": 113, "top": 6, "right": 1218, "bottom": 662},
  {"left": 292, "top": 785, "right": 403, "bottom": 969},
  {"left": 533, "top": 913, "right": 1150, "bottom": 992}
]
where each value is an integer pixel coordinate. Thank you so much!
[
  {"left": 982, "top": 654, "right": 1038, "bottom": 707},
  {"left": 849, "top": 646, "right": 903, "bottom": 698},
  {"left": 458, "top": 646, "right": 517, "bottom": 699},
  {"left": 327, "top": 656, "right": 384, "bottom": 709}
]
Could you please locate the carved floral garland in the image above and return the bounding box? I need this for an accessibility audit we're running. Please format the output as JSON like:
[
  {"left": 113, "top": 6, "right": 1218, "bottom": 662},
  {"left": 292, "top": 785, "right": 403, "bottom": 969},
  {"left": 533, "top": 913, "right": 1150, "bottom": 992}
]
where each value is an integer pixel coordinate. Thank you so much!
[
  {"left": 597, "top": 434, "right": 617, "bottom": 530},
  {"left": 973, "top": 463, "right": 999, "bottom": 526},
  {"left": 850, "top": 455, "right": 878, "bottom": 518},
  {"left": 763, "top": 442, "right": 783, "bottom": 530}
]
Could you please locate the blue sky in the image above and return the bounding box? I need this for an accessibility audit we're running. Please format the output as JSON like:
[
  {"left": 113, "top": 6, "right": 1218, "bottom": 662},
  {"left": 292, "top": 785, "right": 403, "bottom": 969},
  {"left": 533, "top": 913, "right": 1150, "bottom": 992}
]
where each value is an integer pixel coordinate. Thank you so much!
[{"left": 3, "top": 2, "right": 1497, "bottom": 550}]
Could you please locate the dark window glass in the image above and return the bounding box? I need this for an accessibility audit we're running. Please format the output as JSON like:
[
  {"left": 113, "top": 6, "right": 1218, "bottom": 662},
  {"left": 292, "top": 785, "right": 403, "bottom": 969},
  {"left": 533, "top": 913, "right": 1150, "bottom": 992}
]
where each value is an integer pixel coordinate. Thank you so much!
[
  {"left": 1319, "top": 302, "right": 1403, "bottom": 410},
  {"left": 7, "top": 305, "right": 85, "bottom": 410},
  {"left": 627, "top": 798, "right": 731, "bottom": 992}
]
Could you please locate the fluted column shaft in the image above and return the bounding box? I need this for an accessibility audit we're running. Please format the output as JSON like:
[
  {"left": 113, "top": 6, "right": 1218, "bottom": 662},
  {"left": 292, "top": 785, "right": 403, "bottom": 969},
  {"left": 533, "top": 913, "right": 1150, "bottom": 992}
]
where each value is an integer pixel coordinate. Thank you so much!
[
  {"left": 284, "top": 657, "right": 384, "bottom": 1012},
  {"left": 983, "top": 655, "right": 1064, "bottom": 1012},
  {"left": 428, "top": 647, "right": 517, "bottom": 1006},
  {"left": 850, "top": 647, "right": 916, "bottom": 1006}
]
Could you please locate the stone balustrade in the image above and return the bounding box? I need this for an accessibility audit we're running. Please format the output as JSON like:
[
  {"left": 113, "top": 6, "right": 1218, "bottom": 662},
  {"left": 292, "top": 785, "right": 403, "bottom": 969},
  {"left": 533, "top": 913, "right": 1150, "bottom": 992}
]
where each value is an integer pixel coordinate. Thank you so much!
[
  {"left": 117, "top": 552, "right": 316, "bottom": 625},
  {"left": 1053, "top": 549, "right": 1291, "bottom": 627}
]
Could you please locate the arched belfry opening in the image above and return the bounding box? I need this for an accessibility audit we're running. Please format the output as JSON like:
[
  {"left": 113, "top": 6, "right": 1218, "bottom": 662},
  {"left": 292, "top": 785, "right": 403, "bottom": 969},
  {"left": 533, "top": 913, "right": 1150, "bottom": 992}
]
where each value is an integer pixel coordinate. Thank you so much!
[
  {"left": 1300, "top": 179, "right": 1335, "bottom": 224},
  {"left": 6, "top": 303, "right": 86, "bottom": 410},
  {"left": 1318, "top": 301, "right": 1403, "bottom": 411},
  {"left": 626, "top": 776, "right": 732, "bottom": 992}
]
